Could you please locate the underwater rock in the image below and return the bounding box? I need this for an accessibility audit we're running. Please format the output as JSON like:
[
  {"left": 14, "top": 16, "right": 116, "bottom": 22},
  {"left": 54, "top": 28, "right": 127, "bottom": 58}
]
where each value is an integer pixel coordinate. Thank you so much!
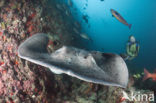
[{"left": 18, "top": 33, "right": 129, "bottom": 88}]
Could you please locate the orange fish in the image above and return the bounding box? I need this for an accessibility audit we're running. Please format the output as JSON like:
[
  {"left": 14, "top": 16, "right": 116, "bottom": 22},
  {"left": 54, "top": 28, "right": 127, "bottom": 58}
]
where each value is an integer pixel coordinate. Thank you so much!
[{"left": 143, "top": 68, "right": 156, "bottom": 81}]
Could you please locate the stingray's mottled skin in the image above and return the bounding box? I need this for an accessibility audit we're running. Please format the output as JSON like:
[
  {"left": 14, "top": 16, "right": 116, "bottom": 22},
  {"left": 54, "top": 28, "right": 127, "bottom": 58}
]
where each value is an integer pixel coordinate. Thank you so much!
[{"left": 18, "top": 33, "right": 129, "bottom": 88}]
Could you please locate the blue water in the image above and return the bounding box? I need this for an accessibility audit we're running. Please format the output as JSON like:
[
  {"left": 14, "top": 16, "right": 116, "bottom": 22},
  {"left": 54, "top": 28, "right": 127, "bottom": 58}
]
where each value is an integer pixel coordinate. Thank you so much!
[{"left": 62, "top": 0, "right": 156, "bottom": 71}]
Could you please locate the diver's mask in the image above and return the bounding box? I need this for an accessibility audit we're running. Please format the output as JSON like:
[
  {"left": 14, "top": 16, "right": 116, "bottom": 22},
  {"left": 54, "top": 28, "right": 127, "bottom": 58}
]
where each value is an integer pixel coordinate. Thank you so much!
[{"left": 129, "top": 35, "right": 136, "bottom": 43}]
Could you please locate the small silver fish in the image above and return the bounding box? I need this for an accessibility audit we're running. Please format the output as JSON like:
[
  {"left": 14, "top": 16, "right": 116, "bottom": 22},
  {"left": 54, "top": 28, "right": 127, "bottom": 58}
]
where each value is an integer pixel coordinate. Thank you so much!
[
  {"left": 110, "top": 9, "right": 132, "bottom": 29},
  {"left": 73, "top": 28, "right": 80, "bottom": 34},
  {"left": 56, "top": 4, "right": 63, "bottom": 11},
  {"left": 68, "top": 0, "right": 73, "bottom": 7},
  {"left": 80, "top": 33, "right": 93, "bottom": 42},
  {"left": 74, "top": 21, "right": 81, "bottom": 29}
]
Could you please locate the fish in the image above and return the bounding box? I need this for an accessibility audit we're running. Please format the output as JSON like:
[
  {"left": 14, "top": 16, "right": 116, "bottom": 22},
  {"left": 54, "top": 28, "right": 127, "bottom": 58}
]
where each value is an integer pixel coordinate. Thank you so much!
[
  {"left": 80, "top": 33, "right": 93, "bottom": 42},
  {"left": 65, "top": 10, "right": 71, "bottom": 17},
  {"left": 143, "top": 68, "right": 156, "bottom": 81},
  {"left": 74, "top": 21, "right": 81, "bottom": 29},
  {"left": 18, "top": 33, "right": 129, "bottom": 88},
  {"left": 73, "top": 28, "right": 80, "bottom": 34},
  {"left": 67, "top": 0, "right": 73, "bottom": 7},
  {"left": 56, "top": 4, "right": 63, "bottom": 10},
  {"left": 110, "top": 9, "right": 132, "bottom": 29},
  {"left": 82, "top": 15, "right": 89, "bottom": 23}
]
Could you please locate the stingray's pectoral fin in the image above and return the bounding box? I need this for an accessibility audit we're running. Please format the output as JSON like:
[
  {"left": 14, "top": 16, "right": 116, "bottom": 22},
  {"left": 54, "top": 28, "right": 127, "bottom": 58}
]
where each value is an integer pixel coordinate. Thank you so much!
[{"left": 91, "top": 52, "right": 129, "bottom": 88}]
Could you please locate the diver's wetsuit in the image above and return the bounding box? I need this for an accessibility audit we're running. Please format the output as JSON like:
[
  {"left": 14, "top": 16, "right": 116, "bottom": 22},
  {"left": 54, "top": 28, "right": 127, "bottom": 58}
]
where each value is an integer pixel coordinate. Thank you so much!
[{"left": 125, "top": 41, "right": 139, "bottom": 60}]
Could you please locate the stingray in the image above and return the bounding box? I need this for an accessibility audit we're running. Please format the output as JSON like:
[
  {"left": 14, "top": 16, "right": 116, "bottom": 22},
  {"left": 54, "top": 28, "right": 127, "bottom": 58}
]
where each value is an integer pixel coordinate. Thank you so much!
[{"left": 18, "top": 33, "right": 129, "bottom": 88}]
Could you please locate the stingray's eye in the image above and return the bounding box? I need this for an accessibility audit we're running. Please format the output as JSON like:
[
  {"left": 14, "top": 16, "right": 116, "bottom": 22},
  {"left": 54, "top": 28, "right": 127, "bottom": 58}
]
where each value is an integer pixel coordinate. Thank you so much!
[
  {"left": 53, "top": 41, "right": 57, "bottom": 46},
  {"left": 53, "top": 40, "right": 60, "bottom": 46}
]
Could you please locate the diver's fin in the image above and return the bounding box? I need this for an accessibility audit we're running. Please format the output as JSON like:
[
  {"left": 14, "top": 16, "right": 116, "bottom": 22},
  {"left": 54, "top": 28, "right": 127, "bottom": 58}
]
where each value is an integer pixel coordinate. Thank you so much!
[{"left": 128, "top": 24, "right": 132, "bottom": 29}]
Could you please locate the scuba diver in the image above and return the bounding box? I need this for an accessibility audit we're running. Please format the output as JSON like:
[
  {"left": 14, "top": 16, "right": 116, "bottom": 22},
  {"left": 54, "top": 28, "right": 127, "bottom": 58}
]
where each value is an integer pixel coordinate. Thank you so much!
[{"left": 121, "top": 35, "right": 140, "bottom": 60}]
